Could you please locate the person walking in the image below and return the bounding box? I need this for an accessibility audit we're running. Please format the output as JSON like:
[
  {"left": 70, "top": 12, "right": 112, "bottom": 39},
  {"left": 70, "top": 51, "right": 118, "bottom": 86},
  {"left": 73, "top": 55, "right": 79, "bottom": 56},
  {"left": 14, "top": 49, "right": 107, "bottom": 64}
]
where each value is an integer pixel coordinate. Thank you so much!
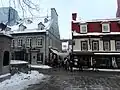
[
  {"left": 78, "top": 59, "right": 84, "bottom": 71},
  {"left": 92, "top": 59, "right": 97, "bottom": 71}
]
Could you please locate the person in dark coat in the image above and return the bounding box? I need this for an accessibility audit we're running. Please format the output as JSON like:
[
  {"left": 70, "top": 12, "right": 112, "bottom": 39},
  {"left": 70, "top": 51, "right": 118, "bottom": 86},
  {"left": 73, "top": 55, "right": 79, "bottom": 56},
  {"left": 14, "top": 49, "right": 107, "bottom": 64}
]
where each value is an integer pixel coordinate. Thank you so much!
[
  {"left": 69, "top": 59, "right": 73, "bottom": 72},
  {"left": 78, "top": 59, "right": 84, "bottom": 71},
  {"left": 92, "top": 59, "right": 97, "bottom": 71}
]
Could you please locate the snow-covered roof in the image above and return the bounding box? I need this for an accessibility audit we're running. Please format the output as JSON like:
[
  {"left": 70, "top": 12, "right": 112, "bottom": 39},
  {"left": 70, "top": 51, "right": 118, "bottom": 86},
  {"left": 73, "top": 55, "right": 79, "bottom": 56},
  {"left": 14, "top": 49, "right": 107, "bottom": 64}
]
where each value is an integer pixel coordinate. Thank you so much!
[
  {"left": 10, "top": 16, "right": 53, "bottom": 34},
  {"left": 73, "top": 31, "right": 120, "bottom": 36},
  {"left": 11, "top": 29, "right": 47, "bottom": 34},
  {"left": 0, "top": 30, "right": 12, "bottom": 38},
  {"left": 72, "top": 17, "right": 120, "bottom": 23}
]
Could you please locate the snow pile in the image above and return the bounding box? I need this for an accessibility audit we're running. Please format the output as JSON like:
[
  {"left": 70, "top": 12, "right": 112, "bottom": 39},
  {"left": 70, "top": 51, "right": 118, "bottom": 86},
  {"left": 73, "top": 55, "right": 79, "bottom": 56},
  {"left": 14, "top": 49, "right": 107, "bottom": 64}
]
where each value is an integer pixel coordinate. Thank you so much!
[
  {"left": 29, "top": 64, "right": 52, "bottom": 69},
  {"left": 0, "top": 71, "right": 45, "bottom": 90},
  {"left": 10, "top": 60, "right": 28, "bottom": 64},
  {"left": 0, "top": 73, "right": 10, "bottom": 79}
]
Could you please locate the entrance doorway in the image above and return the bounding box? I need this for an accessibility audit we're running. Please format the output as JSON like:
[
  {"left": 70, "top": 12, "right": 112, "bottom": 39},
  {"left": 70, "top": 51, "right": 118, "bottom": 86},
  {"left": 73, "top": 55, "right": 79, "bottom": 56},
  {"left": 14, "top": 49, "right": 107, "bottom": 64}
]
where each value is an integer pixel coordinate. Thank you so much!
[{"left": 31, "top": 52, "right": 37, "bottom": 64}]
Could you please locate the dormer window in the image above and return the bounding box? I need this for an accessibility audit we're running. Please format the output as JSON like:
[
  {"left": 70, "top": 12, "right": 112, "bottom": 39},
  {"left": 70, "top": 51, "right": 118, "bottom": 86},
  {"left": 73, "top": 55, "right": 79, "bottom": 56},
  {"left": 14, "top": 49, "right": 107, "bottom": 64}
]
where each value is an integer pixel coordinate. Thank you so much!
[
  {"left": 19, "top": 24, "right": 26, "bottom": 31},
  {"left": 80, "top": 24, "right": 87, "bottom": 33},
  {"left": 27, "top": 19, "right": 32, "bottom": 24},
  {"left": 102, "top": 23, "right": 110, "bottom": 32},
  {"left": 5, "top": 27, "right": 11, "bottom": 31},
  {"left": 38, "top": 22, "right": 45, "bottom": 30},
  {"left": 44, "top": 18, "right": 48, "bottom": 23}
]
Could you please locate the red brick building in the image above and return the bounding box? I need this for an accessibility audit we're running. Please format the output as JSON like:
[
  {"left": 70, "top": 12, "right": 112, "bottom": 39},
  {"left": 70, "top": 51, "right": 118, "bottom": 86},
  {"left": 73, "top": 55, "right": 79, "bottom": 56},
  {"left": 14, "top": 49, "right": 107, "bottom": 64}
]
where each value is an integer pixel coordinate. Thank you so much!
[{"left": 71, "top": 13, "right": 120, "bottom": 68}]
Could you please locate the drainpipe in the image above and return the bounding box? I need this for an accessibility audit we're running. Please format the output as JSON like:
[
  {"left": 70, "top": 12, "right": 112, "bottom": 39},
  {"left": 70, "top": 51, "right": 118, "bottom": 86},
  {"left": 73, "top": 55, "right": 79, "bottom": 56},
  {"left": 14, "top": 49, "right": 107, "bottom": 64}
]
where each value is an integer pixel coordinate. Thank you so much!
[
  {"left": 71, "top": 31, "right": 73, "bottom": 61},
  {"left": 44, "top": 32, "right": 47, "bottom": 64},
  {"left": 29, "top": 40, "right": 32, "bottom": 73}
]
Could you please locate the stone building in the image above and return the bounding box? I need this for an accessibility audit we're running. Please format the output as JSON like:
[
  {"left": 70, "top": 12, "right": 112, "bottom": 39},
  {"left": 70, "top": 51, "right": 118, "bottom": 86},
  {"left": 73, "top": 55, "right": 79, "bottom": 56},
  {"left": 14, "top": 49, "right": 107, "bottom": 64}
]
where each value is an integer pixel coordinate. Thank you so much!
[
  {"left": 10, "top": 8, "right": 61, "bottom": 64},
  {"left": 0, "top": 28, "right": 12, "bottom": 74},
  {"left": 72, "top": 13, "right": 120, "bottom": 68},
  {"left": 0, "top": 7, "right": 19, "bottom": 26},
  {"left": 61, "top": 39, "right": 72, "bottom": 52}
]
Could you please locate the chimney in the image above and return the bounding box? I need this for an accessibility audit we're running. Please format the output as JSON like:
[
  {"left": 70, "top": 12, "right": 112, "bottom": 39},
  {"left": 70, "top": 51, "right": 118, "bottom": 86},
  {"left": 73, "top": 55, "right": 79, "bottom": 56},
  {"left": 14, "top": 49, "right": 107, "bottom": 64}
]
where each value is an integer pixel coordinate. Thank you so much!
[
  {"left": 72, "top": 13, "right": 77, "bottom": 21},
  {"left": 116, "top": 0, "right": 120, "bottom": 17}
]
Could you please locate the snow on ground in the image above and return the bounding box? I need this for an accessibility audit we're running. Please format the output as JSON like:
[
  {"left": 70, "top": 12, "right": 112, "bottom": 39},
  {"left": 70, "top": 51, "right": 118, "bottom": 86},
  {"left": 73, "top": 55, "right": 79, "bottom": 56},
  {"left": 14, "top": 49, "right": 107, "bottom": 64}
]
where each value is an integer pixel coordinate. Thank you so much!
[
  {"left": 10, "top": 60, "right": 28, "bottom": 64},
  {"left": 0, "top": 73, "right": 10, "bottom": 79},
  {"left": 0, "top": 71, "right": 46, "bottom": 90},
  {"left": 29, "top": 64, "right": 52, "bottom": 69}
]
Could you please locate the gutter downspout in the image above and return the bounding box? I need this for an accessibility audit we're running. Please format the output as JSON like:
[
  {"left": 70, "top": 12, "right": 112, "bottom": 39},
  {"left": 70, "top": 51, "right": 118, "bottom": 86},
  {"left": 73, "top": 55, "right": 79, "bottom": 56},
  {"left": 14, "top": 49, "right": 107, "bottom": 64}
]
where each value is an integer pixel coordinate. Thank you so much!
[{"left": 44, "top": 31, "right": 47, "bottom": 64}]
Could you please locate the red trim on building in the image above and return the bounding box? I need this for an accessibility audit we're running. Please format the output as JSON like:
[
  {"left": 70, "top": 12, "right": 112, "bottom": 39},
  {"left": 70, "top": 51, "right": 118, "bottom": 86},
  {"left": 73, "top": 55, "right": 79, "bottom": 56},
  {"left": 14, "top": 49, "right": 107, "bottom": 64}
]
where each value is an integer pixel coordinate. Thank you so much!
[
  {"left": 71, "top": 21, "right": 80, "bottom": 33},
  {"left": 88, "top": 22, "right": 102, "bottom": 32},
  {"left": 72, "top": 20, "right": 120, "bottom": 33}
]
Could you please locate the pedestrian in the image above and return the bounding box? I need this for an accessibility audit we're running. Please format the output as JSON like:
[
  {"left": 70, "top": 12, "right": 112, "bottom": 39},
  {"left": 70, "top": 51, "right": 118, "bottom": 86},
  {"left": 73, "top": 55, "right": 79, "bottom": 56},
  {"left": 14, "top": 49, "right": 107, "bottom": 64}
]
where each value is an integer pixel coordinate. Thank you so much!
[
  {"left": 64, "top": 57, "right": 69, "bottom": 70},
  {"left": 69, "top": 60, "right": 73, "bottom": 72},
  {"left": 78, "top": 59, "right": 84, "bottom": 71},
  {"left": 92, "top": 59, "right": 97, "bottom": 71}
]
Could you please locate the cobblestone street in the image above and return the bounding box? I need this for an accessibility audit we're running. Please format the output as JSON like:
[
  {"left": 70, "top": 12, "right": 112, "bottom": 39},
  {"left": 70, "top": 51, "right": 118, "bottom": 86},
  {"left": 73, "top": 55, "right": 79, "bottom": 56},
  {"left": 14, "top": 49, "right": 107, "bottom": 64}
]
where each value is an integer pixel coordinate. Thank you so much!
[{"left": 26, "top": 68, "right": 120, "bottom": 90}]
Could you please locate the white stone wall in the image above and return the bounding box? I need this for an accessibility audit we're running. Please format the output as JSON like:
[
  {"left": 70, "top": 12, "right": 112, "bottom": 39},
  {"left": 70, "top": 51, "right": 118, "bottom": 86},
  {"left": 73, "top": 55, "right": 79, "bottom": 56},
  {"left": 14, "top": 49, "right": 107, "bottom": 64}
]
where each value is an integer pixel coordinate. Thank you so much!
[
  {"left": 111, "top": 40, "right": 115, "bottom": 51},
  {"left": 62, "top": 42, "right": 69, "bottom": 51},
  {"left": 73, "top": 38, "right": 116, "bottom": 52}
]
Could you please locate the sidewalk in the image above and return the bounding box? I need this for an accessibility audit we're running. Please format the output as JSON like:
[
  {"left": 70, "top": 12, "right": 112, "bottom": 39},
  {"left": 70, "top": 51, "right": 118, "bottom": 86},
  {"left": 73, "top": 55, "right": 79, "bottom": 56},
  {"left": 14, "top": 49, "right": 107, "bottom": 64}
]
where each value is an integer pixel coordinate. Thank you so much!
[{"left": 73, "top": 68, "right": 120, "bottom": 72}]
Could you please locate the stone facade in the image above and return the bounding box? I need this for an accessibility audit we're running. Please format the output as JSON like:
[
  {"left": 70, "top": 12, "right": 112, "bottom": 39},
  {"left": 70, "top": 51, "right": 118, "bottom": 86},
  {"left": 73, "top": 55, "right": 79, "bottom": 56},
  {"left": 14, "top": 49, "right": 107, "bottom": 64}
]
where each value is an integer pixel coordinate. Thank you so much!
[
  {"left": 0, "top": 7, "right": 19, "bottom": 26},
  {"left": 72, "top": 13, "right": 120, "bottom": 68},
  {"left": 0, "top": 33, "right": 12, "bottom": 75},
  {"left": 11, "top": 8, "right": 61, "bottom": 64}
]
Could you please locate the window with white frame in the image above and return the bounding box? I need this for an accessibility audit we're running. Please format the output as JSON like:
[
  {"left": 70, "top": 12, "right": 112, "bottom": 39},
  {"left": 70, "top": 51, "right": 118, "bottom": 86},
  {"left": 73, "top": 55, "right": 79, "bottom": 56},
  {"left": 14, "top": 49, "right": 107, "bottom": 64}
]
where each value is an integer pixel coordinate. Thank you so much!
[
  {"left": 37, "top": 38, "right": 42, "bottom": 47},
  {"left": 103, "top": 41, "right": 110, "bottom": 51},
  {"left": 92, "top": 41, "right": 99, "bottom": 51},
  {"left": 81, "top": 41, "right": 88, "bottom": 51},
  {"left": 18, "top": 38, "right": 23, "bottom": 47},
  {"left": 116, "top": 41, "right": 120, "bottom": 51},
  {"left": 11, "top": 39, "right": 15, "bottom": 47},
  {"left": 80, "top": 24, "right": 87, "bottom": 33},
  {"left": 26, "top": 38, "right": 32, "bottom": 47},
  {"left": 102, "top": 24, "right": 110, "bottom": 32}
]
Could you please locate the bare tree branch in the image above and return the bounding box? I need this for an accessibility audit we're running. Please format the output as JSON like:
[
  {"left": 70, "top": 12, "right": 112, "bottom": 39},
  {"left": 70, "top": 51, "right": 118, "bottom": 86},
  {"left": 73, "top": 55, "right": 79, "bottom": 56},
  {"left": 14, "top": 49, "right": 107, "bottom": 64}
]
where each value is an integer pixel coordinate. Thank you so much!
[
  {"left": 23, "top": 0, "right": 37, "bottom": 10},
  {"left": 18, "top": 0, "right": 40, "bottom": 18},
  {"left": 0, "top": 0, "right": 40, "bottom": 18},
  {"left": 13, "top": 0, "right": 16, "bottom": 8},
  {"left": 18, "top": 0, "right": 25, "bottom": 18}
]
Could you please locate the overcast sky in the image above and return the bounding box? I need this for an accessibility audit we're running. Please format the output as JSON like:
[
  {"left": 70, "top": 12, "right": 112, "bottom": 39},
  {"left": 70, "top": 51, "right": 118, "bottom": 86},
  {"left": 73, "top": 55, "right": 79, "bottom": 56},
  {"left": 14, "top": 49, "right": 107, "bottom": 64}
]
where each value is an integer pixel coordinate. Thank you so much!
[
  {"left": 40, "top": 0, "right": 117, "bottom": 39},
  {"left": 0, "top": 0, "right": 117, "bottom": 39}
]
